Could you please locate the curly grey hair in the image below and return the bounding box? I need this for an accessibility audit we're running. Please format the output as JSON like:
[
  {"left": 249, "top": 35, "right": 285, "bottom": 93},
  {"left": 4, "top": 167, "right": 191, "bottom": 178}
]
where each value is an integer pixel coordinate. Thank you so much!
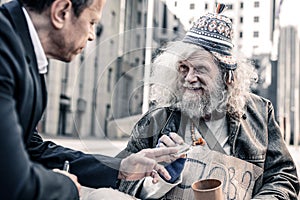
[{"left": 149, "top": 41, "right": 258, "bottom": 119}]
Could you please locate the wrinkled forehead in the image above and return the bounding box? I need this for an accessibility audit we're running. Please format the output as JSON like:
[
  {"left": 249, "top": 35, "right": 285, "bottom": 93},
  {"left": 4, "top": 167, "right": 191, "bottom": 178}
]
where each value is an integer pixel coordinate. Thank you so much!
[{"left": 178, "top": 49, "right": 218, "bottom": 68}]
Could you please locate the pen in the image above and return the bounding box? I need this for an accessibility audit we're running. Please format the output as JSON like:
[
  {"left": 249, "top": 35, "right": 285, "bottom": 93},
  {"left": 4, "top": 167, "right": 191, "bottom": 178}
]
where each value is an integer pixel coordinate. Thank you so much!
[{"left": 63, "top": 160, "right": 70, "bottom": 172}]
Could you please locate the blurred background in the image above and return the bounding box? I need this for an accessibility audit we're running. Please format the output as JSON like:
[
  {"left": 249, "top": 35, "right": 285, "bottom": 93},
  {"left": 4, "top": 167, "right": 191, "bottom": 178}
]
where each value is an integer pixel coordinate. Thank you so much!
[{"left": 1, "top": 0, "right": 299, "bottom": 148}]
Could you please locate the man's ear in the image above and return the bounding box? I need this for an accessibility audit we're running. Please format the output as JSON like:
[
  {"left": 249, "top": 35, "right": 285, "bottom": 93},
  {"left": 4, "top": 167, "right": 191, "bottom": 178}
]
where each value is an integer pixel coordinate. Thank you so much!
[{"left": 50, "top": 0, "right": 72, "bottom": 29}]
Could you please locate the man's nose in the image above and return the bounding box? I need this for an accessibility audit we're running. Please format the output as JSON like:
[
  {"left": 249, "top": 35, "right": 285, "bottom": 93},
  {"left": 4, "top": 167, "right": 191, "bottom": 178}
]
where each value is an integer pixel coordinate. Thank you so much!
[
  {"left": 88, "top": 29, "right": 96, "bottom": 41},
  {"left": 185, "top": 69, "right": 198, "bottom": 83}
]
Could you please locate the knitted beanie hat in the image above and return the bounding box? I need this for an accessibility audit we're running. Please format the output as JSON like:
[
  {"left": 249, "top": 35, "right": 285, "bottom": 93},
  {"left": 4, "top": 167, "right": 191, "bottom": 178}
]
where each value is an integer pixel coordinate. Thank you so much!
[{"left": 182, "top": 4, "right": 237, "bottom": 70}]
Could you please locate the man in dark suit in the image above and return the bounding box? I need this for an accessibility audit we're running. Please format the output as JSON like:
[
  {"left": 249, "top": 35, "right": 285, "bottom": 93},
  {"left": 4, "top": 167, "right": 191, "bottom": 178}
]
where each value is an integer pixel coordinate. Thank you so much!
[{"left": 0, "top": 0, "right": 179, "bottom": 199}]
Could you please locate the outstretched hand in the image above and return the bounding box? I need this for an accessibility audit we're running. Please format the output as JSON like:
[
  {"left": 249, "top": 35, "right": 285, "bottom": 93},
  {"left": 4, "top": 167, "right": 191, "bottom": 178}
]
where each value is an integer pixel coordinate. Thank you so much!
[
  {"left": 156, "top": 132, "right": 187, "bottom": 183},
  {"left": 118, "top": 147, "right": 178, "bottom": 183}
]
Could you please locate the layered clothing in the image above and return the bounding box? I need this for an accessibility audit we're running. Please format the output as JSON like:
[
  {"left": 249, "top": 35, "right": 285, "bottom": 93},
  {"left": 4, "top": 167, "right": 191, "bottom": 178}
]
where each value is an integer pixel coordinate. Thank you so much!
[{"left": 117, "top": 94, "right": 299, "bottom": 199}]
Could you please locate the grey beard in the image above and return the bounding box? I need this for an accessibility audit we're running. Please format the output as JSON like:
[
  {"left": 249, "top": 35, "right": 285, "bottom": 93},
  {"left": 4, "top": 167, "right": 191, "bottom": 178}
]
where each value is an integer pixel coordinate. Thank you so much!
[
  {"left": 175, "top": 93, "right": 211, "bottom": 118},
  {"left": 174, "top": 87, "right": 225, "bottom": 119},
  {"left": 173, "top": 71, "right": 226, "bottom": 118}
]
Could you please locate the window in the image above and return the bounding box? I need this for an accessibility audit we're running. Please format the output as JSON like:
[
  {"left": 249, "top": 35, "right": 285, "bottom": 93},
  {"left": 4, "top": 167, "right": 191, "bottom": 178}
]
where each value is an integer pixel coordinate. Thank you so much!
[
  {"left": 110, "top": 39, "right": 114, "bottom": 56},
  {"left": 190, "top": 3, "right": 195, "bottom": 10},
  {"left": 253, "top": 31, "right": 259, "bottom": 37},
  {"left": 137, "top": 11, "right": 142, "bottom": 25},
  {"left": 136, "top": 34, "right": 141, "bottom": 47},
  {"left": 162, "top": 4, "right": 167, "bottom": 33},
  {"left": 254, "top": 16, "right": 259, "bottom": 22},
  {"left": 239, "top": 32, "right": 243, "bottom": 38},
  {"left": 227, "top": 4, "right": 233, "bottom": 10},
  {"left": 135, "top": 58, "right": 140, "bottom": 65},
  {"left": 104, "top": 104, "right": 111, "bottom": 135},
  {"left": 240, "top": 17, "right": 243, "bottom": 23},
  {"left": 254, "top": 1, "right": 259, "bottom": 7},
  {"left": 205, "top": 3, "right": 208, "bottom": 10},
  {"left": 107, "top": 68, "right": 112, "bottom": 92},
  {"left": 240, "top": 2, "right": 244, "bottom": 9},
  {"left": 111, "top": 11, "right": 116, "bottom": 27}
]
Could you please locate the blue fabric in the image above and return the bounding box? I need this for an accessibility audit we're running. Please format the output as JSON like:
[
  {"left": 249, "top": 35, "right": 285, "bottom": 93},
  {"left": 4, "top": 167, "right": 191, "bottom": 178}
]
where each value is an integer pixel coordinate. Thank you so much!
[{"left": 161, "top": 158, "right": 186, "bottom": 183}]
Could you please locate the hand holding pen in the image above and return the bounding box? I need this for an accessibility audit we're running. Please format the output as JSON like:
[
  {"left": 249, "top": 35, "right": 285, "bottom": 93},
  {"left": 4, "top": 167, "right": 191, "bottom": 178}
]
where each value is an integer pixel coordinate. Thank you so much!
[
  {"left": 63, "top": 160, "right": 70, "bottom": 172},
  {"left": 53, "top": 160, "right": 81, "bottom": 194}
]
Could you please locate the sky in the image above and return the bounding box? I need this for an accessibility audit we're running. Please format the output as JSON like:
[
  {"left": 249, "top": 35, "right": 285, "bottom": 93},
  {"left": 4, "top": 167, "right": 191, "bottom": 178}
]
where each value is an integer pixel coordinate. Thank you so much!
[{"left": 280, "top": 0, "right": 300, "bottom": 29}]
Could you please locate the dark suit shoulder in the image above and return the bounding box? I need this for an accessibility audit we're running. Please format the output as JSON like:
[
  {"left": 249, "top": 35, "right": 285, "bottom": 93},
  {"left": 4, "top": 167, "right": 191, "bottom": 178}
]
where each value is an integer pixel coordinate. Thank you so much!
[{"left": 0, "top": 11, "right": 26, "bottom": 76}]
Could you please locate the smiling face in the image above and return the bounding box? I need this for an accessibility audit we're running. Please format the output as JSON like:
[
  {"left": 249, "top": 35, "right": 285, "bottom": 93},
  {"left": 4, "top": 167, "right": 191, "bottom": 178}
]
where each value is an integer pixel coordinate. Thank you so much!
[
  {"left": 178, "top": 50, "right": 220, "bottom": 96},
  {"left": 49, "top": 0, "right": 106, "bottom": 62},
  {"left": 175, "top": 49, "right": 225, "bottom": 118}
]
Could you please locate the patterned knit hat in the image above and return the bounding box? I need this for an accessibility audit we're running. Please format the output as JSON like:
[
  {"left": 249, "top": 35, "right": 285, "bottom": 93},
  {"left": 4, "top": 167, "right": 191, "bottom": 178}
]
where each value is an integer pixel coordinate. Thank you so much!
[{"left": 182, "top": 4, "right": 237, "bottom": 70}]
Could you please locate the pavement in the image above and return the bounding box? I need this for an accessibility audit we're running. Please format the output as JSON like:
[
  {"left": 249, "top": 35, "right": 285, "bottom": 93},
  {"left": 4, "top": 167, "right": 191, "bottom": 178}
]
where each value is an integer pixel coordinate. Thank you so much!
[{"left": 42, "top": 134, "right": 300, "bottom": 179}]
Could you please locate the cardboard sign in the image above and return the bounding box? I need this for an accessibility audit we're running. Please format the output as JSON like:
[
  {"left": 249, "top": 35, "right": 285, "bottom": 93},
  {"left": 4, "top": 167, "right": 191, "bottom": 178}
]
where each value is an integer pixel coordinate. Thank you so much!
[{"left": 163, "top": 146, "right": 263, "bottom": 200}]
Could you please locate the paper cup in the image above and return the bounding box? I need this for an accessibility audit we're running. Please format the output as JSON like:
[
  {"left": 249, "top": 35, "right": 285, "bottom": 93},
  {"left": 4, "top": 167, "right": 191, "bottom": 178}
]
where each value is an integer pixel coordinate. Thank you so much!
[{"left": 192, "top": 179, "right": 223, "bottom": 200}]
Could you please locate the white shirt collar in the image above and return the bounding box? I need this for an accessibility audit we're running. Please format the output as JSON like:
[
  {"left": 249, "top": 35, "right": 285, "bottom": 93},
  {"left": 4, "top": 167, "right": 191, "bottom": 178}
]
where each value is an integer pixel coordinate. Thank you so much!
[{"left": 22, "top": 7, "right": 48, "bottom": 74}]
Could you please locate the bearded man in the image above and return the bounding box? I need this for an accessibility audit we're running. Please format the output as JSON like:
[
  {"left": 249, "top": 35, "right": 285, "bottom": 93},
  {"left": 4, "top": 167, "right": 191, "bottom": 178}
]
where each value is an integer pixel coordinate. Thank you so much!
[{"left": 116, "top": 5, "right": 299, "bottom": 200}]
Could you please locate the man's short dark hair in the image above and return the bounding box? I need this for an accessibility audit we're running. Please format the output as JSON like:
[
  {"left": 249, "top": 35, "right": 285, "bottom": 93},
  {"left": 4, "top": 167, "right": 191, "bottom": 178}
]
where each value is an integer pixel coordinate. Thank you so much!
[{"left": 19, "top": 0, "right": 93, "bottom": 17}]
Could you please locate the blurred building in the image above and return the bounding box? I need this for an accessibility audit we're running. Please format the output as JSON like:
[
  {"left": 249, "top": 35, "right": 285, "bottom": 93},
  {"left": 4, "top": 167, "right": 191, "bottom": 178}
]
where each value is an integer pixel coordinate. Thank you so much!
[
  {"left": 0, "top": 0, "right": 9, "bottom": 4},
  {"left": 166, "top": 0, "right": 275, "bottom": 57},
  {"left": 43, "top": 0, "right": 185, "bottom": 138},
  {"left": 277, "top": 26, "right": 300, "bottom": 145}
]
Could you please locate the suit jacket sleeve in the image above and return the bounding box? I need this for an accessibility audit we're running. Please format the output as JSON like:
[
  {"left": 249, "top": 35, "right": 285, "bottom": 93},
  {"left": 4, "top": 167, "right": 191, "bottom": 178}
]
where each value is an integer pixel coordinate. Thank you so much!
[
  {"left": 0, "top": 10, "right": 122, "bottom": 200},
  {"left": 1, "top": 0, "right": 122, "bottom": 191},
  {"left": 27, "top": 130, "right": 122, "bottom": 189},
  {"left": 0, "top": 13, "right": 79, "bottom": 200}
]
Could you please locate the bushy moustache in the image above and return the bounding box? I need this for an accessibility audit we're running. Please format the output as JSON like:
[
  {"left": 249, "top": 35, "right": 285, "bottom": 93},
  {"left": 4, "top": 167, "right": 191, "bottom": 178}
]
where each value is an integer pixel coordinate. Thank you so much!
[{"left": 182, "top": 82, "right": 205, "bottom": 90}]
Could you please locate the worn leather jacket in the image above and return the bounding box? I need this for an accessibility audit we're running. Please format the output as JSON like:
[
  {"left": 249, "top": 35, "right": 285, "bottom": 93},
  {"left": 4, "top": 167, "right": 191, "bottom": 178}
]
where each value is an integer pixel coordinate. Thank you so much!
[{"left": 117, "top": 93, "right": 299, "bottom": 199}]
